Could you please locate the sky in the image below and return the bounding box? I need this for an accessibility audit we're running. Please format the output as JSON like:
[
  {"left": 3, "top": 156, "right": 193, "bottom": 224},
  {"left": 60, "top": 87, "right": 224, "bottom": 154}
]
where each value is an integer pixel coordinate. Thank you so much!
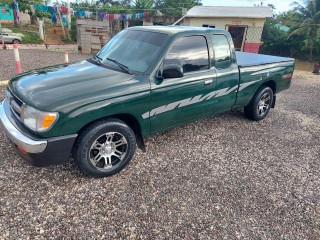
[
  {"left": 201, "top": 0, "right": 296, "bottom": 13},
  {"left": 67, "top": 0, "right": 298, "bottom": 13}
]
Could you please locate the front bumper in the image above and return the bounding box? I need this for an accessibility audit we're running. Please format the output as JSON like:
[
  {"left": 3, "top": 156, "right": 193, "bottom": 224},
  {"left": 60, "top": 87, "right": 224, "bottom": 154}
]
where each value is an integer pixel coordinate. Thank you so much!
[{"left": 0, "top": 99, "right": 77, "bottom": 167}]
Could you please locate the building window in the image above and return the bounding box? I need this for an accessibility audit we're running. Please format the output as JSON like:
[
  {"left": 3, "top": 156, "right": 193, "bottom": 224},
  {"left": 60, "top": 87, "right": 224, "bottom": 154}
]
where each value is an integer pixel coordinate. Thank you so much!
[{"left": 203, "top": 24, "right": 215, "bottom": 28}]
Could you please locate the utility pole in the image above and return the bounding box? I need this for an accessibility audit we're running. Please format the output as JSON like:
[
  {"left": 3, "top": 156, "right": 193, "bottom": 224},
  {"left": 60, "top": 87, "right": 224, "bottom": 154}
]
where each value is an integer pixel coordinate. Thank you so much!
[
  {"left": 0, "top": 23, "right": 4, "bottom": 45},
  {"left": 96, "top": 4, "right": 98, "bottom": 34},
  {"left": 67, "top": 0, "right": 71, "bottom": 31},
  {"left": 56, "top": 0, "right": 66, "bottom": 38}
]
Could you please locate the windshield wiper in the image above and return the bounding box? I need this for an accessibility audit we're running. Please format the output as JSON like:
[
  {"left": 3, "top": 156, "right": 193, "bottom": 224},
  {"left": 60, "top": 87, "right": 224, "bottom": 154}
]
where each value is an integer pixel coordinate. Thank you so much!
[
  {"left": 93, "top": 55, "right": 102, "bottom": 65},
  {"left": 106, "top": 58, "right": 130, "bottom": 74}
]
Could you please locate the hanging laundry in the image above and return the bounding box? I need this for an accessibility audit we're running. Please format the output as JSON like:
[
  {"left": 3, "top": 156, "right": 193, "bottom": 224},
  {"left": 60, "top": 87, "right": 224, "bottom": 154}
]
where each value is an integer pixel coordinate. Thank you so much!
[
  {"left": 73, "top": 10, "right": 149, "bottom": 21},
  {"left": 85, "top": 11, "right": 91, "bottom": 18},
  {"left": 51, "top": 14, "right": 57, "bottom": 25},
  {"left": 53, "top": 5, "right": 58, "bottom": 13},
  {"left": 121, "top": 14, "right": 126, "bottom": 21},
  {"left": 30, "top": 5, "right": 35, "bottom": 15},
  {"left": 76, "top": 10, "right": 85, "bottom": 17},
  {"left": 61, "top": 6, "right": 69, "bottom": 14},
  {"left": 62, "top": 16, "right": 68, "bottom": 27},
  {"left": 13, "top": 0, "right": 20, "bottom": 21},
  {"left": 34, "top": 4, "right": 57, "bottom": 24},
  {"left": 52, "top": 7, "right": 57, "bottom": 25},
  {"left": 100, "top": 12, "right": 107, "bottom": 20}
]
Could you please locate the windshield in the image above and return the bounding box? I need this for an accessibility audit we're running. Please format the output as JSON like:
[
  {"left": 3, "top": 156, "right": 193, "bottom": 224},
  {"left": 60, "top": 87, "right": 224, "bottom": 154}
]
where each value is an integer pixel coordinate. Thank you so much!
[{"left": 96, "top": 30, "right": 170, "bottom": 73}]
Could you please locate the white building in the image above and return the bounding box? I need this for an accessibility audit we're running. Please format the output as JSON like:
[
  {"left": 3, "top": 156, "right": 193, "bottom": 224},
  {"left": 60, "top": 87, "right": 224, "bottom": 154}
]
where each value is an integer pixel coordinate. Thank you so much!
[{"left": 176, "top": 6, "right": 273, "bottom": 53}]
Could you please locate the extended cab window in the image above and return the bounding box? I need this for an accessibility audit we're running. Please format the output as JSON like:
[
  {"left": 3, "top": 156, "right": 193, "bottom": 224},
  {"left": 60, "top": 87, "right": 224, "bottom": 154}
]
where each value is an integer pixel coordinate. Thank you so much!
[
  {"left": 212, "top": 35, "right": 231, "bottom": 69},
  {"left": 164, "top": 36, "right": 209, "bottom": 74}
]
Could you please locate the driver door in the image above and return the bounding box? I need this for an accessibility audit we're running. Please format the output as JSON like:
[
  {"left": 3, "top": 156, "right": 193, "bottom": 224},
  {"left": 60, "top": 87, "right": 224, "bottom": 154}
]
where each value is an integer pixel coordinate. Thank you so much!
[{"left": 146, "top": 35, "right": 218, "bottom": 134}]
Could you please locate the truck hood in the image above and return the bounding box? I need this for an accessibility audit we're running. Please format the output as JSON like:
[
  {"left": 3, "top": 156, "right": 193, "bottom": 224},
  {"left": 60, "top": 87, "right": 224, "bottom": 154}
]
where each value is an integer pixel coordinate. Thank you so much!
[{"left": 9, "top": 60, "right": 138, "bottom": 112}]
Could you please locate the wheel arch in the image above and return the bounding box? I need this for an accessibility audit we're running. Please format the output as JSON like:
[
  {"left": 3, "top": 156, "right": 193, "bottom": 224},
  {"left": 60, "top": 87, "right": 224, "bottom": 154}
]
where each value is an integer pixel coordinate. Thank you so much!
[
  {"left": 262, "top": 80, "right": 276, "bottom": 94},
  {"left": 74, "top": 113, "right": 146, "bottom": 152}
]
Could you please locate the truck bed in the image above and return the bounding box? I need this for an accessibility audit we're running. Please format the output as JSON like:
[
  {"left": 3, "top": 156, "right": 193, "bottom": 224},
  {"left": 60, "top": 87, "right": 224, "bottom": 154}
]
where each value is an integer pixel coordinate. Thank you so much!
[{"left": 236, "top": 51, "right": 294, "bottom": 67}]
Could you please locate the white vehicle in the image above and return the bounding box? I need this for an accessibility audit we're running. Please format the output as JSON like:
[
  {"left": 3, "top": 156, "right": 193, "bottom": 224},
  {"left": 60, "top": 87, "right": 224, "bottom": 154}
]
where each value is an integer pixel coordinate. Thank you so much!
[{"left": 0, "top": 32, "right": 22, "bottom": 44}]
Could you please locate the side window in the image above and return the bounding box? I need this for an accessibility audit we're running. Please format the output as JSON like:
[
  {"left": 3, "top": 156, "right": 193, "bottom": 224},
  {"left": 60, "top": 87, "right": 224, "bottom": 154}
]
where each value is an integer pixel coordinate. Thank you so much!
[
  {"left": 212, "top": 35, "right": 232, "bottom": 69},
  {"left": 163, "top": 36, "right": 209, "bottom": 74}
]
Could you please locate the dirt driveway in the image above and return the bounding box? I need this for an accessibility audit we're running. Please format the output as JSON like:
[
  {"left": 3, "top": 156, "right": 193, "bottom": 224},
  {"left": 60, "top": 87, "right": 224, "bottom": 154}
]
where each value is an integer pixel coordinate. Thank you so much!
[{"left": 0, "top": 71, "right": 319, "bottom": 239}]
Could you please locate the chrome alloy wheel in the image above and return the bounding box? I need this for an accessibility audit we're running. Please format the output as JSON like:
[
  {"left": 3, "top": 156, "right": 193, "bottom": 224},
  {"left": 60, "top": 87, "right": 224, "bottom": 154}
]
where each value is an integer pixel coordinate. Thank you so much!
[
  {"left": 89, "top": 132, "right": 128, "bottom": 171},
  {"left": 257, "top": 92, "right": 271, "bottom": 116}
]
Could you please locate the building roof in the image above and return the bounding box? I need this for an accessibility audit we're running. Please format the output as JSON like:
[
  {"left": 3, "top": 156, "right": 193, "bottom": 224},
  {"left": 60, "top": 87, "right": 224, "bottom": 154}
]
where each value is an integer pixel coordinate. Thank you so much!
[
  {"left": 186, "top": 6, "right": 273, "bottom": 19},
  {"left": 275, "top": 24, "right": 290, "bottom": 32}
]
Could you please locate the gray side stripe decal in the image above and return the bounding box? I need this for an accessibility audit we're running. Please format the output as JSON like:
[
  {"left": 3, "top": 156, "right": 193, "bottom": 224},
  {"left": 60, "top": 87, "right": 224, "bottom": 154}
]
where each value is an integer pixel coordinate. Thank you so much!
[{"left": 142, "top": 80, "right": 260, "bottom": 119}]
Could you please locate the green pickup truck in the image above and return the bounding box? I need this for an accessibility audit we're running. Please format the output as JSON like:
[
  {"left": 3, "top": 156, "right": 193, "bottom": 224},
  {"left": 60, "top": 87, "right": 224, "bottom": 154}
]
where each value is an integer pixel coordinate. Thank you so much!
[{"left": 0, "top": 26, "right": 294, "bottom": 177}]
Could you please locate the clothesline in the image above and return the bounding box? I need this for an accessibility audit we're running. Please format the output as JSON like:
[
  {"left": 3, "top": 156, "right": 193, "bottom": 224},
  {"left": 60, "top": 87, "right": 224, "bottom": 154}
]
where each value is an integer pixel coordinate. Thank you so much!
[
  {"left": 76, "top": 10, "right": 150, "bottom": 21},
  {"left": 71, "top": 7, "right": 185, "bottom": 11},
  {"left": 33, "top": 4, "right": 151, "bottom": 24},
  {"left": 33, "top": 4, "right": 69, "bottom": 26}
]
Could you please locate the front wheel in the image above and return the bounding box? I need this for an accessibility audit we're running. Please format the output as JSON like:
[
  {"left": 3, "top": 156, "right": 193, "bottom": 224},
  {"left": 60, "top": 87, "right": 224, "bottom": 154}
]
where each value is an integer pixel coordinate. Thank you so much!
[
  {"left": 12, "top": 39, "right": 20, "bottom": 44},
  {"left": 244, "top": 86, "right": 273, "bottom": 121},
  {"left": 74, "top": 119, "right": 136, "bottom": 178}
]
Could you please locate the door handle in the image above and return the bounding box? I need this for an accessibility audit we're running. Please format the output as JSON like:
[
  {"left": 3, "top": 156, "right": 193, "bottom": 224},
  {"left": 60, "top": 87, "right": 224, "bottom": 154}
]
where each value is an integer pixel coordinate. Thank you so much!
[{"left": 204, "top": 79, "right": 213, "bottom": 86}]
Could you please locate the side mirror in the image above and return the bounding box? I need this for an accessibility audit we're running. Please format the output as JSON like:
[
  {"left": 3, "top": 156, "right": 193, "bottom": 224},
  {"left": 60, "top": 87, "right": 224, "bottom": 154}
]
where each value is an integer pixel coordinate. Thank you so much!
[{"left": 162, "top": 67, "right": 184, "bottom": 79}]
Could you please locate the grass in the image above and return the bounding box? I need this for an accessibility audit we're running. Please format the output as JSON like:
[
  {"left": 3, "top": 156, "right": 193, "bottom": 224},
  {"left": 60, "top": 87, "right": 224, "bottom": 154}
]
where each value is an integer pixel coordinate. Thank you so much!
[
  {"left": 60, "top": 36, "right": 77, "bottom": 44},
  {"left": 1, "top": 24, "right": 43, "bottom": 44}
]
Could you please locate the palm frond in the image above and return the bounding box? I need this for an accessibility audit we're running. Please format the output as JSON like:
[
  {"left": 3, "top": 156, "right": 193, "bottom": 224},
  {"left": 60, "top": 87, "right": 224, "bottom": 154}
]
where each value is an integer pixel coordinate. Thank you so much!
[
  {"left": 300, "top": 17, "right": 313, "bottom": 27},
  {"left": 313, "top": 9, "right": 320, "bottom": 22},
  {"left": 291, "top": 1, "right": 303, "bottom": 8},
  {"left": 289, "top": 27, "right": 308, "bottom": 38}
]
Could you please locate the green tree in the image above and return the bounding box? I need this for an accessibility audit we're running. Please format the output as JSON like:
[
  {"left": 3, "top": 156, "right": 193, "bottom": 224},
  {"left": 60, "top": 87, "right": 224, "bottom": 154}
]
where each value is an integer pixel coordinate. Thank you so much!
[
  {"left": 260, "top": 18, "right": 291, "bottom": 56},
  {"left": 261, "top": 10, "right": 309, "bottom": 59},
  {"left": 290, "top": 0, "right": 320, "bottom": 60},
  {"left": 154, "top": 0, "right": 202, "bottom": 17},
  {"left": 132, "top": 0, "right": 153, "bottom": 10}
]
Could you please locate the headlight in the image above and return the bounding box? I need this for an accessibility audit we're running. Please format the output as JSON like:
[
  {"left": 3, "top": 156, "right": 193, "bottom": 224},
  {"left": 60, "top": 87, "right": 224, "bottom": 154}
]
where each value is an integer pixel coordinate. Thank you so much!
[{"left": 21, "top": 104, "right": 59, "bottom": 132}]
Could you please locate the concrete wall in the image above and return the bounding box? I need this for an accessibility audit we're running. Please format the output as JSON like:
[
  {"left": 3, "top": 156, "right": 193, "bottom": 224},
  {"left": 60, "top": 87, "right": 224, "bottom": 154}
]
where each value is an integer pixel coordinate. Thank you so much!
[
  {"left": 181, "top": 17, "right": 265, "bottom": 30},
  {"left": 19, "top": 12, "right": 31, "bottom": 25},
  {"left": 77, "top": 19, "right": 110, "bottom": 54},
  {"left": 0, "top": 44, "right": 78, "bottom": 52},
  {"left": 0, "top": 5, "right": 14, "bottom": 22}
]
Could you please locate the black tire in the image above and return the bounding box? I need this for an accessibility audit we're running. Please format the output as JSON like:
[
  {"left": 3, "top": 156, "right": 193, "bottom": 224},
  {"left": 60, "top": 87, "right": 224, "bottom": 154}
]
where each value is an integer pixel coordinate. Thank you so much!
[
  {"left": 12, "top": 39, "right": 20, "bottom": 44},
  {"left": 74, "top": 118, "right": 136, "bottom": 178},
  {"left": 244, "top": 86, "right": 274, "bottom": 121}
]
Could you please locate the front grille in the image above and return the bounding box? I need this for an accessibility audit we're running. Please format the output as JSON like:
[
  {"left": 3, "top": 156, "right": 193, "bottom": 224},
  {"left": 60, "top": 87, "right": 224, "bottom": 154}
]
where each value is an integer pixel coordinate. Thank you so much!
[{"left": 6, "top": 87, "right": 23, "bottom": 120}]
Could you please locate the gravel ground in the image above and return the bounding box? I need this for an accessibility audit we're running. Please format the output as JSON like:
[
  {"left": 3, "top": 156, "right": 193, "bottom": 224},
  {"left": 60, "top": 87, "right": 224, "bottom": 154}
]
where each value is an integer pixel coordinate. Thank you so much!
[
  {"left": 0, "top": 68, "right": 319, "bottom": 239},
  {"left": 0, "top": 49, "right": 89, "bottom": 81}
]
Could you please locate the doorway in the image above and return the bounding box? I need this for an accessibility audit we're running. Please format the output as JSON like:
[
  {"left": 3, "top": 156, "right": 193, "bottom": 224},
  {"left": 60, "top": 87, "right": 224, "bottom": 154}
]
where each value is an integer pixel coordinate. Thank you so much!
[{"left": 227, "top": 26, "right": 246, "bottom": 51}]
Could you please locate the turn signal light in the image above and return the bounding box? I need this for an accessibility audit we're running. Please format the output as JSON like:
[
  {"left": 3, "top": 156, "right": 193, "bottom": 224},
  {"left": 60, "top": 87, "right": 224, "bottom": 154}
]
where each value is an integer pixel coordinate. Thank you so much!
[
  {"left": 282, "top": 73, "right": 293, "bottom": 79},
  {"left": 42, "top": 114, "right": 57, "bottom": 128}
]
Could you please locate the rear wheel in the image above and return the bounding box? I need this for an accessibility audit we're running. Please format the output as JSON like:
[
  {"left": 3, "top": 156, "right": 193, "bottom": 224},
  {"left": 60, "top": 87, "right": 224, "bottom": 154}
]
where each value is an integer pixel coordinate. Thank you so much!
[
  {"left": 244, "top": 86, "right": 273, "bottom": 121},
  {"left": 74, "top": 119, "right": 136, "bottom": 177}
]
